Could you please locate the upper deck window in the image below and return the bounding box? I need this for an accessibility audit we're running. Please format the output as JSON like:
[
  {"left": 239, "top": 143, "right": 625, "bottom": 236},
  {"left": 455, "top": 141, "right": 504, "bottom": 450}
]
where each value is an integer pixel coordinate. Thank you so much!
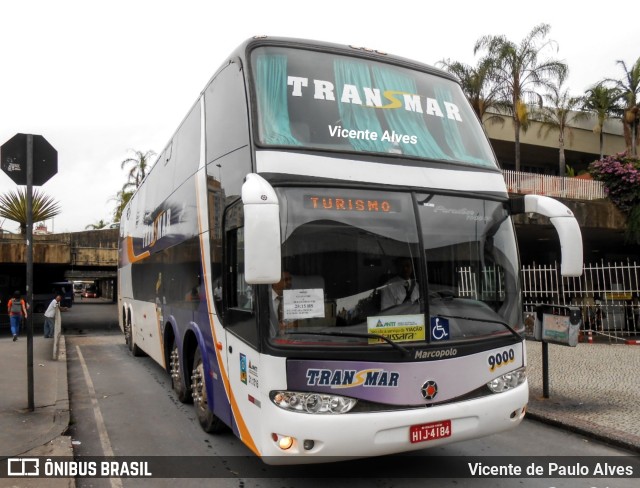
[{"left": 251, "top": 46, "right": 497, "bottom": 169}]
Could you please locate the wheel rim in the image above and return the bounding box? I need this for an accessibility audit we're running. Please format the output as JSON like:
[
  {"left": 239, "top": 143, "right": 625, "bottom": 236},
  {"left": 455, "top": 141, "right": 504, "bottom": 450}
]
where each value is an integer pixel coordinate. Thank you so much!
[
  {"left": 170, "top": 345, "right": 182, "bottom": 389},
  {"left": 192, "top": 359, "right": 208, "bottom": 413}
]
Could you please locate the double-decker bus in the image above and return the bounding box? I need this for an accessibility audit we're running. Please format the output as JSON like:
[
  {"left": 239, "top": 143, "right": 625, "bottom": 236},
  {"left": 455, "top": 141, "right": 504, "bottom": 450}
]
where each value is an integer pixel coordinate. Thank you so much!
[{"left": 118, "top": 36, "right": 582, "bottom": 463}]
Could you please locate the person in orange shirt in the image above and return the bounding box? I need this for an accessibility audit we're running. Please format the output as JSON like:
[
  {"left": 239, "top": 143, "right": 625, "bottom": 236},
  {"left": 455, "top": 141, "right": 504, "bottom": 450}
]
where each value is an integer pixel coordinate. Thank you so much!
[{"left": 7, "top": 290, "right": 28, "bottom": 342}]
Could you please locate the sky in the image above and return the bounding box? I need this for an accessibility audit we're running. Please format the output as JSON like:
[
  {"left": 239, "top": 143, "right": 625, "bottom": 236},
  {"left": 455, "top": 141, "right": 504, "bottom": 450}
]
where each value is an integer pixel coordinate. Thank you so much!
[{"left": 1, "top": 0, "right": 638, "bottom": 233}]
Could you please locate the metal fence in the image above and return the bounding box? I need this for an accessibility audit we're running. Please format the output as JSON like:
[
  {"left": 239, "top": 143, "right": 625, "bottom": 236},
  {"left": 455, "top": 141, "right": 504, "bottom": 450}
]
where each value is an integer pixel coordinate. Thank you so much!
[
  {"left": 522, "top": 261, "right": 640, "bottom": 342},
  {"left": 503, "top": 170, "right": 607, "bottom": 200}
]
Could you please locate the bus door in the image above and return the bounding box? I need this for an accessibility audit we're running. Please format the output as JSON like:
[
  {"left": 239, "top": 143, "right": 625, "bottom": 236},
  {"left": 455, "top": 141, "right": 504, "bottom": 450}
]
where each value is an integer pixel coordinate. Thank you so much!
[{"left": 222, "top": 202, "right": 262, "bottom": 437}]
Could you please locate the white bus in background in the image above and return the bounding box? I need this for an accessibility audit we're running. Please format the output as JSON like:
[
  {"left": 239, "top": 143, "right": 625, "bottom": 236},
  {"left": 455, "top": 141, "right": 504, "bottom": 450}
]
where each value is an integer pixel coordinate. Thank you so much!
[{"left": 118, "top": 36, "right": 582, "bottom": 464}]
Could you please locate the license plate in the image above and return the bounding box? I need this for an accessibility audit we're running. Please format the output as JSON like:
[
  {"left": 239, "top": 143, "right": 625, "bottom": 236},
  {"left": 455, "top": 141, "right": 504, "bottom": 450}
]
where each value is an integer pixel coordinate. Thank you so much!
[{"left": 409, "top": 420, "right": 452, "bottom": 444}]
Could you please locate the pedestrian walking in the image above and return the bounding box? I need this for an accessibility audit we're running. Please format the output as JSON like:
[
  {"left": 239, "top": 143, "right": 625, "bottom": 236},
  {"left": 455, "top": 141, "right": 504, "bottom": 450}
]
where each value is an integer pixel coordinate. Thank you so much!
[
  {"left": 43, "top": 294, "right": 67, "bottom": 338},
  {"left": 7, "top": 290, "right": 27, "bottom": 342}
]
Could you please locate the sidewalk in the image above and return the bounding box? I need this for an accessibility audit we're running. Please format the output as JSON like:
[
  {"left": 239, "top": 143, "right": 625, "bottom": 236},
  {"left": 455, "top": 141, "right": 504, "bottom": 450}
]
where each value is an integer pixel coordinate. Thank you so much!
[
  {"left": 0, "top": 331, "right": 74, "bottom": 488},
  {"left": 526, "top": 339, "right": 640, "bottom": 453}
]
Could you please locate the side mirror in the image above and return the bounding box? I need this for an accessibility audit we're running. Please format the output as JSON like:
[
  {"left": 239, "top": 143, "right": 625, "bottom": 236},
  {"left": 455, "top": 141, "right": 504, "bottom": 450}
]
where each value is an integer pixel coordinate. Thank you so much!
[
  {"left": 241, "top": 173, "right": 282, "bottom": 284},
  {"left": 511, "top": 194, "right": 583, "bottom": 277}
]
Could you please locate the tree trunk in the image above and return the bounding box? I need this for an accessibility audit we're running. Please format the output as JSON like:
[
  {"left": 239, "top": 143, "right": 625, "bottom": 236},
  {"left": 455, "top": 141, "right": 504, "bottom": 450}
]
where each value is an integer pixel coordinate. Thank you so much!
[
  {"left": 559, "top": 135, "right": 566, "bottom": 177},
  {"left": 514, "top": 119, "right": 521, "bottom": 173},
  {"left": 599, "top": 129, "right": 604, "bottom": 160}
]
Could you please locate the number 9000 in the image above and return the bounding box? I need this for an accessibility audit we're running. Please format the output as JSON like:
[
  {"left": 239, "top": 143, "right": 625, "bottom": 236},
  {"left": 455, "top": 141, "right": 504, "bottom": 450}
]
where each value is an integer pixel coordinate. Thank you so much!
[{"left": 487, "top": 349, "right": 515, "bottom": 371}]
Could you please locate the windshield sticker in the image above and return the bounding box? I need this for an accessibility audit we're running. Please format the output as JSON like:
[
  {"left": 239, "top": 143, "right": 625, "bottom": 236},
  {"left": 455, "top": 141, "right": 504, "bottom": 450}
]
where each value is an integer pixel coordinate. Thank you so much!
[
  {"left": 367, "top": 314, "right": 425, "bottom": 343},
  {"left": 283, "top": 288, "right": 325, "bottom": 320},
  {"left": 425, "top": 204, "right": 491, "bottom": 222},
  {"left": 430, "top": 317, "right": 450, "bottom": 341}
]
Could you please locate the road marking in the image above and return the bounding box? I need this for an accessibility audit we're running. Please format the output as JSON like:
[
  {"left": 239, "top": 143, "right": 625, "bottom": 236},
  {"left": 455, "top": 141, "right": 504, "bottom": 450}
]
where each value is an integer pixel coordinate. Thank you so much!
[{"left": 76, "top": 345, "right": 123, "bottom": 488}]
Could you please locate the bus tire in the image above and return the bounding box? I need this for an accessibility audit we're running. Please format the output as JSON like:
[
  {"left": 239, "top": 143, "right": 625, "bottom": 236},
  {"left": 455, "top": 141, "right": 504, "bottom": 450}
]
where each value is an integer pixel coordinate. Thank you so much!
[
  {"left": 125, "top": 316, "right": 144, "bottom": 357},
  {"left": 170, "top": 339, "right": 191, "bottom": 404},
  {"left": 191, "top": 345, "right": 226, "bottom": 434}
]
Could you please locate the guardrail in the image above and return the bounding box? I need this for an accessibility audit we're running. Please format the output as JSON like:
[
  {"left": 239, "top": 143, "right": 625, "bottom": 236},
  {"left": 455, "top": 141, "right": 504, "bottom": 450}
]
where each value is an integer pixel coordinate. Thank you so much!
[{"left": 503, "top": 170, "right": 607, "bottom": 200}]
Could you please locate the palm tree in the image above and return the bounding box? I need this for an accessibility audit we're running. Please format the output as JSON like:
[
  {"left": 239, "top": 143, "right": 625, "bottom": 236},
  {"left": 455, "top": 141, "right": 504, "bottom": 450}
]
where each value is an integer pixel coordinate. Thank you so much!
[
  {"left": 120, "top": 149, "right": 156, "bottom": 190},
  {"left": 582, "top": 83, "right": 623, "bottom": 159},
  {"left": 474, "top": 23, "right": 568, "bottom": 172},
  {"left": 608, "top": 57, "right": 640, "bottom": 157},
  {"left": 436, "top": 57, "right": 505, "bottom": 126},
  {"left": 85, "top": 219, "right": 108, "bottom": 230},
  {"left": 536, "top": 75, "right": 588, "bottom": 176},
  {"left": 111, "top": 188, "right": 133, "bottom": 223},
  {"left": 0, "top": 187, "right": 61, "bottom": 234}
]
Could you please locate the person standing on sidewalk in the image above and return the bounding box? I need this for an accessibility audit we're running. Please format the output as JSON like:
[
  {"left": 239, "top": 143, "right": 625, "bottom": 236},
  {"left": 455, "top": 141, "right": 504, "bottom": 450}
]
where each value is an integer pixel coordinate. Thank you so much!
[
  {"left": 43, "top": 294, "right": 67, "bottom": 338},
  {"left": 7, "top": 290, "right": 27, "bottom": 342}
]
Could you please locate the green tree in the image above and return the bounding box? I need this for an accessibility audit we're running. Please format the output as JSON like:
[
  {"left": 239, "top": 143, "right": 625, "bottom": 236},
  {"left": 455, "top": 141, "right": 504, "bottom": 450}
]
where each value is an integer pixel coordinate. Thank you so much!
[
  {"left": 608, "top": 57, "right": 640, "bottom": 157},
  {"left": 111, "top": 188, "right": 133, "bottom": 224},
  {"left": 582, "top": 83, "right": 623, "bottom": 159},
  {"left": 474, "top": 23, "right": 568, "bottom": 172},
  {"left": 114, "top": 149, "right": 155, "bottom": 224},
  {"left": 85, "top": 219, "right": 108, "bottom": 230},
  {"left": 120, "top": 149, "right": 156, "bottom": 190},
  {"left": 536, "top": 75, "right": 588, "bottom": 176},
  {"left": 0, "top": 187, "right": 61, "bottom": 234},
  {"left": 436, "top": 57, "right": 505, "bottom": 126}
]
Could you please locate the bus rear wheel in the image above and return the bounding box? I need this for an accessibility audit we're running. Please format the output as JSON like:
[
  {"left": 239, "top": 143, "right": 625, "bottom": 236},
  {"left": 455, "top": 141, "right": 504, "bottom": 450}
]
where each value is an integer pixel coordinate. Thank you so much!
[
  {"left": 170, "top": 339, "right": 191, "bottom": 403},
  {"left": 125, "top": 316, "right": 143, "bottom": 357},
  {"left": 191, "top": 346, "right": 226, "bottom": 433}
]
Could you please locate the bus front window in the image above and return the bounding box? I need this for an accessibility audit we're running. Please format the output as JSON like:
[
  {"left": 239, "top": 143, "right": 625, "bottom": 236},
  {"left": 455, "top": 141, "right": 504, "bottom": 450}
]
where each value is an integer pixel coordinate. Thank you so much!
[
  {"left": 418, "top": 194, "right": 522, "bottom": 341},
  {"left": 268, "top": 188, "right": 522, "bottom": 349},
  {"left": 270, "top": 187, "right": 422, "bottom": 346}
]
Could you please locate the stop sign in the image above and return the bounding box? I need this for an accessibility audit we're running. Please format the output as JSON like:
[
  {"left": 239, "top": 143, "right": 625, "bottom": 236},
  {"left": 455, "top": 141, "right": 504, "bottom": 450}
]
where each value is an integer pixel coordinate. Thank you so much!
[{"left": 1, "top": 133, "right": 58, "bottom": 186}]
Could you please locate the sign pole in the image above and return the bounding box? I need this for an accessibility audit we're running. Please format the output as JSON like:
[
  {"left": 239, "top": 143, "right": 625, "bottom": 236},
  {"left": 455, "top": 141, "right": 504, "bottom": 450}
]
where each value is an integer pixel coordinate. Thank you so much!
[
  {"left": 26, "top": 135, "right": 34, "bottom": 412},
  {"left": 1, "top": 132, "right": 58, "bottom": 413},
  {"left": 542, "top": 341, "right": 549, "bottom": 399}
]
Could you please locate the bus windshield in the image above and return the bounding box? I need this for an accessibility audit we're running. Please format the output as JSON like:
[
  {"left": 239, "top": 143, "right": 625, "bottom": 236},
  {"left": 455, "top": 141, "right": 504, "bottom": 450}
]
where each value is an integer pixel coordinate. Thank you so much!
[
  {"left": 251, "top": 46, "right": 497, "bottom": 168},
  {"left": 269, "top": 187, "right": 522, "bottom": 349}
]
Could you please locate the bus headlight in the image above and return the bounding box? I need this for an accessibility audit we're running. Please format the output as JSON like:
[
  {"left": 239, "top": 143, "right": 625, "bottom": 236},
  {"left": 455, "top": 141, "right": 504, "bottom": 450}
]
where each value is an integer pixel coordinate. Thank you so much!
[
  {"left": 270, "top": 391, "right": 357, "bottom": 414},
  {"left": 487, "top": 367, "right": 526, "bottom": 393}
]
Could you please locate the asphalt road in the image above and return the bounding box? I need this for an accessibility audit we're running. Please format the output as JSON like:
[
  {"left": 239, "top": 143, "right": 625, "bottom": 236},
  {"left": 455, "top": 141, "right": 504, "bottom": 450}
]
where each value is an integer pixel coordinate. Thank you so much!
[{"left": 63, "top": 303, "right": 639, "bottom": 488}]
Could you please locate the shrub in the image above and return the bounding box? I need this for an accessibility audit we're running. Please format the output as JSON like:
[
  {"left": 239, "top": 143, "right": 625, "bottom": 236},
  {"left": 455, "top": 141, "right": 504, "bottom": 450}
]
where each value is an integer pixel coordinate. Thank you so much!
[{"left": 589, "top": 152, "right": 640, "bottom": 243}]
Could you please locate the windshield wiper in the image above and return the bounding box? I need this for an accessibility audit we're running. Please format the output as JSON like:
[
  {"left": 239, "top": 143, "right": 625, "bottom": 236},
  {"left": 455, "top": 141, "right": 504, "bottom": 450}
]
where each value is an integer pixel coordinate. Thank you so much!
[
  {"left": 434, "top": 314, "right": 521, "bottom": 340},
  {"left": 287, "top": 330, "right": 411, "bottom": 357}
]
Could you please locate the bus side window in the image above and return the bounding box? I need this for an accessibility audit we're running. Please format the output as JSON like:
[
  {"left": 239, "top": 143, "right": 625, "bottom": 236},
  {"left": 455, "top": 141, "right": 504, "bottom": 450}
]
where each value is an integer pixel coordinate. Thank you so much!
[
  {"left": 208, "top": 177, "right": 225, "bottom": 317},
  {"left": 223, "top": 203, "right": 257, "bottom": 346}
]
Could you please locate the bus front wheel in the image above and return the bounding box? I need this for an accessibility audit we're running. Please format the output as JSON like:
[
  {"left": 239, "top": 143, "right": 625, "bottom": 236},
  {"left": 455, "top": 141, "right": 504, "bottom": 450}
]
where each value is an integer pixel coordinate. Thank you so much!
[{"left": 191, "top": 346, "right": 226, "bottom": 434}]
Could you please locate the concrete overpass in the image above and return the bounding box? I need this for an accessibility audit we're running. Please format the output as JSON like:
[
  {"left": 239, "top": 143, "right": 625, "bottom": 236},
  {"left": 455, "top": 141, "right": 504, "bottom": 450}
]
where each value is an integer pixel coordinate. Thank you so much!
[{"left": 0, "top": 228, "right": 118, "bottom": 302}]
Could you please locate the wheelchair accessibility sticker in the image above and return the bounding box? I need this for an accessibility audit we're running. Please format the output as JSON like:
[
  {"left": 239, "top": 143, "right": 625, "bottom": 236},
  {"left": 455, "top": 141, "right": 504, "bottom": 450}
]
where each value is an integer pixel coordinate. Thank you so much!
[{"left": 430, "top": 317, "right": 450, "bottom": 341}]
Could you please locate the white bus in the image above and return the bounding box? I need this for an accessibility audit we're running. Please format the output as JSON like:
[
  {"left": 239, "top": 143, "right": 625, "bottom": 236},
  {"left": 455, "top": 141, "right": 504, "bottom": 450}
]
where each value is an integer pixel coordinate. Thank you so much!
[{"left": 118, "top": 36, "right": 582, "bottom": 464}]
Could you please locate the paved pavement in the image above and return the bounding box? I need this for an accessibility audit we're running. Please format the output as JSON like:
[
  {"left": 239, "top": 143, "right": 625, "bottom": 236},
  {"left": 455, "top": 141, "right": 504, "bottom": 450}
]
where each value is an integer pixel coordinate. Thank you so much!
[
  {"left": 0, "top": 329, "right": 74, "bottom": 488},
  {"left": 0, "top": 328, "right": 638, "bottom": 487},
  {"left": 526, "top": 339, "right": 640, "bottom": 453}
]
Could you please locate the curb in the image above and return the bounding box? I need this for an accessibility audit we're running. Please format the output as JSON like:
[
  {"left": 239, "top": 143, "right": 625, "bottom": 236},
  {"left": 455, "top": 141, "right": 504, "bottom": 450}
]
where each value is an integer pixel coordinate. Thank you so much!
[
  {"left": 526, "top": 404, "right": 640, "bottom": 455},
  {"left": 54, "top": 335, "right": 70, "bottom": 438}
]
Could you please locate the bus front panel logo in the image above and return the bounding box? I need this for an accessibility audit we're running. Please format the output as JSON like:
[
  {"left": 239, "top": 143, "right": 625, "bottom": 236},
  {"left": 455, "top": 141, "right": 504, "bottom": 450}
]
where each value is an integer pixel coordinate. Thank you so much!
[{"left": 421, "top": 380, "right": 438, "bottom": 400}]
